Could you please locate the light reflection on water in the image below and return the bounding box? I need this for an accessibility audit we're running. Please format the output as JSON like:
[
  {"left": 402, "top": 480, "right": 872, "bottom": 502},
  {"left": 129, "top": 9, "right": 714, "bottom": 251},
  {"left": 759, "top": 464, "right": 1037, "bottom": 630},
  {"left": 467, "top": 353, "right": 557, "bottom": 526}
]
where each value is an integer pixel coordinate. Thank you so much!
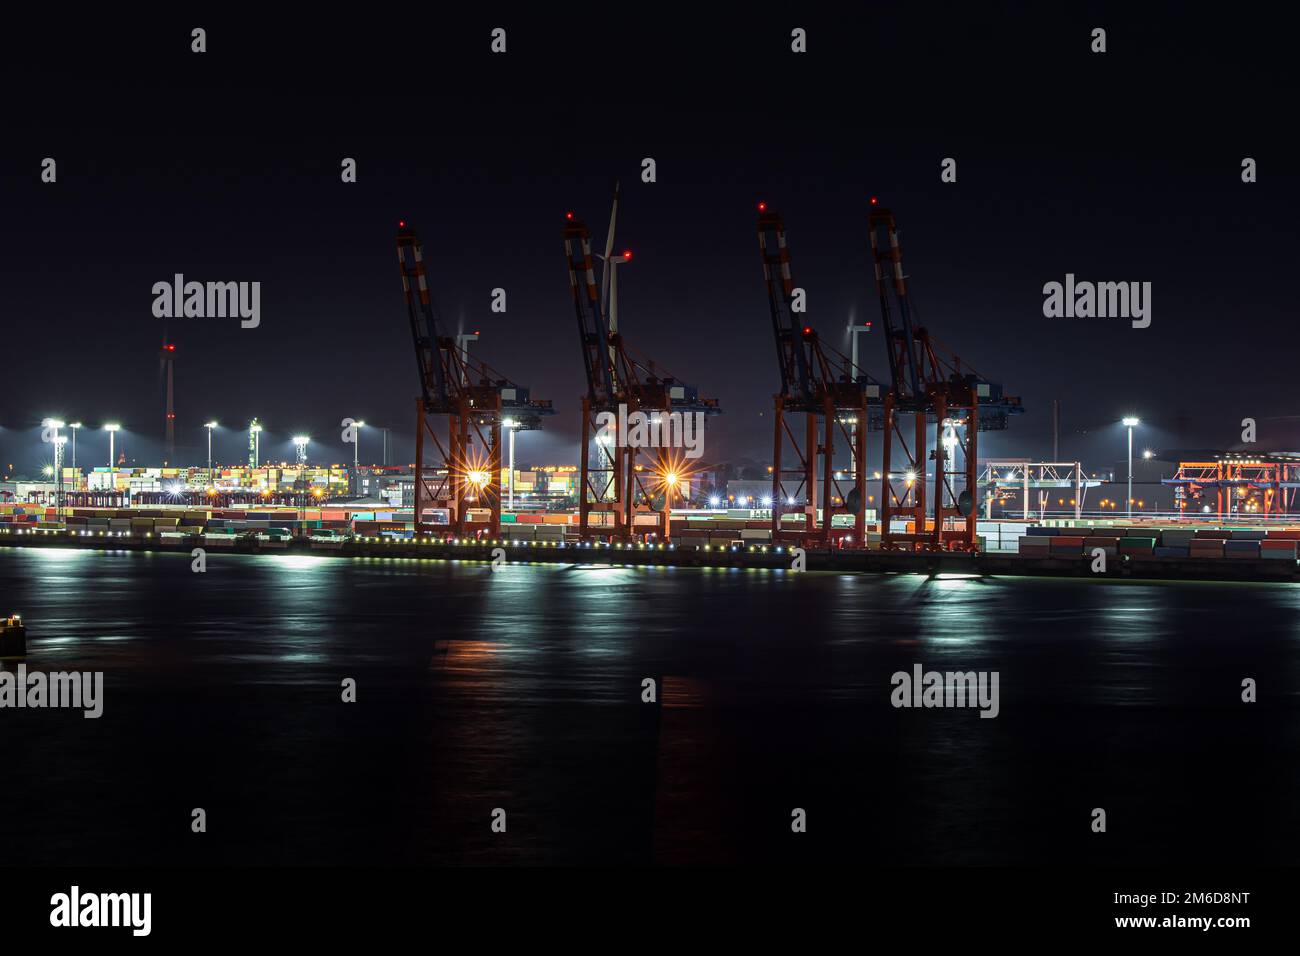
[{"left": 2, "top": 549, "right": 1298, "bottom": 866}]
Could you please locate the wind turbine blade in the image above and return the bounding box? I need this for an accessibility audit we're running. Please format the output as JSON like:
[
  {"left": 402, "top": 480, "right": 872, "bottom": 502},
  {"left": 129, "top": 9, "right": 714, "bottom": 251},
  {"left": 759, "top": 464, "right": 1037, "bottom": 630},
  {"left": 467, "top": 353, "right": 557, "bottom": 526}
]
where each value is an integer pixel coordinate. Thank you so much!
[
  {"left": 600, "top": 181, "right": 620, "bottom": 318},
  {"left": 603, "top": 181, "right": 620, "bottom": 260}
]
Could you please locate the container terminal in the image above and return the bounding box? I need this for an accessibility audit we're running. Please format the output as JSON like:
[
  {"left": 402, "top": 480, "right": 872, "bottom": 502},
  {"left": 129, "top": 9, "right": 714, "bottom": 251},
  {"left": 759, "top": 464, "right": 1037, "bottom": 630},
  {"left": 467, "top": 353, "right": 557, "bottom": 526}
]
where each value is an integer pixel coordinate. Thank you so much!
[{"left": 5, "top": 196, "right": 1299, "bottom": 582}]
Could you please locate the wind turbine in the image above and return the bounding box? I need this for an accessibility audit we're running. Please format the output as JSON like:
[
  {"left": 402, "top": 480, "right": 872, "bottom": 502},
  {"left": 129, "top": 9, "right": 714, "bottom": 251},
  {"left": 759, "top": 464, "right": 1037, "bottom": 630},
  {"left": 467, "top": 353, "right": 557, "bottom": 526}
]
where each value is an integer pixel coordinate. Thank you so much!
[{"left": 596, "top": 181, "right": 631, "bottom": 369}]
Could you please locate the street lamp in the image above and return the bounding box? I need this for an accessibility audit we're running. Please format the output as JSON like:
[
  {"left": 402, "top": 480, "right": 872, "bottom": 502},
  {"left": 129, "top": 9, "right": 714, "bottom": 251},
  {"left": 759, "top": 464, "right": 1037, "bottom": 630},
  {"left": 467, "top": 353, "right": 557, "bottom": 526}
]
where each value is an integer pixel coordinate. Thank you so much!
[
  {"left": 103, "top": 423, "right": 121, "bottom": 502},
  {"left": 292, "top": 436, "right": 311, "bottom": 507},
  {"left": 102, "top": 423, "right": 120, "bottom": 469},
  {"left": 42, "top": 420, "right": 64, "bottom": 491},
  {"left": 249, "top": 421, "right": 263, "bottom": 470},
  {"left": 1121, "top": 417, "right": 1140, "bottom": 519},
  {"left": 846, "top": 321, "right": 872, "bottom": 482},
  {"left": 53, "top": 435, "right": 67, "bottom": 512},
  {"left": 504, "top": 418, "right": 519, "bottom": 511},
  {"left": 205, "top": 422, "right": 218, "bottom": 480},
  {"left": 352, "top": 420, "right": 365, "bottom": 496}
]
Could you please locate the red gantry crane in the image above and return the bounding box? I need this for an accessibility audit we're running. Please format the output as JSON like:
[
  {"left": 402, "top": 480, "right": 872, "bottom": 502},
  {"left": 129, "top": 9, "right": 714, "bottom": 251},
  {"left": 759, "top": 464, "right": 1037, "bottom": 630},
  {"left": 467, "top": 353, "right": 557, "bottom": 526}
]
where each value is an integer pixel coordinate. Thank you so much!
[
  {"left": 867, "top": 200, "right": 1021, "bottom": 550},
  {"left": 757, "top": 202, "right": 884, "bottom": 547},
  {"left": 397, "top": 220, "right": 553, "bottom": 538},
  {"left": 564, "top": 186, "right": 720, "bottom": 542}
]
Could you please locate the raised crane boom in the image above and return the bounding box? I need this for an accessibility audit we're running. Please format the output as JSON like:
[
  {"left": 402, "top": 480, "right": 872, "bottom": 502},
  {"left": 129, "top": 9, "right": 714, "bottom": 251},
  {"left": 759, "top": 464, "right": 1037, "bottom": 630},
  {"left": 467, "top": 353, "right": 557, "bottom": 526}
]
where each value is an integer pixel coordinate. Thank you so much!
[
  {"left": 757, "top": 203, "right": 883, "bottom": 547},
  {"left": 397, "top": 222, "right": 453, "bottom": 411},
  {"left": 397, "top": 220, "right": 552, "bottom": 539},
  {"left": 868, "top": 206, "right": 925, "bottom": 404},
  {"left": 758, "top": 205, "right": 816, "bottom": 403},
  {"left": 563, "top": 212, "right": 618, "bottom": 406},
  {"left": 866, "top": 202, "right": 1022, "bottom": 551},
  {"left": 564, "top": 199, "right": 719, "bottom": 542},
  {"left": 398, "top": 221, "right": 552, "bottom": 428}
]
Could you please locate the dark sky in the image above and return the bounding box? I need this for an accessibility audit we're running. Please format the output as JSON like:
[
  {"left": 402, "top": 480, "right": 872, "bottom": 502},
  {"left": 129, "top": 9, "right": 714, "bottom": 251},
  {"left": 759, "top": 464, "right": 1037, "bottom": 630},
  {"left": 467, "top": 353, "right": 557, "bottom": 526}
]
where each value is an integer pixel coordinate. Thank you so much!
[{"left": 2, "top": 6, "right": 1294, "bottom": 476}]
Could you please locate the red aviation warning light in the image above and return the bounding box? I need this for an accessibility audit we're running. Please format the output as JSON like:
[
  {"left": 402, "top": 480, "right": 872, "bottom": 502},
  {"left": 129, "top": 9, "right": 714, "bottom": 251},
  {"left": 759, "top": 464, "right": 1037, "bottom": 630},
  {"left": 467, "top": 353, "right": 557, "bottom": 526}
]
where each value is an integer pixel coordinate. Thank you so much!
[
  {"left": 869, "top": 196, "right": 879, "bottom": 206},
  {"left": 622, "top": 249, "right": 632, "bottom": 260},
  {"left": 757, "top": 201, "right": 767, "bottom": 212},
  {"left": 164, "top": 344, "right": 175, "bottom": 351},
  {"left": 565, "top": 212, "right": 574, "bottom": 220},
  {"left": 398, "top": 219, "right": 407, "bottom": 228}
]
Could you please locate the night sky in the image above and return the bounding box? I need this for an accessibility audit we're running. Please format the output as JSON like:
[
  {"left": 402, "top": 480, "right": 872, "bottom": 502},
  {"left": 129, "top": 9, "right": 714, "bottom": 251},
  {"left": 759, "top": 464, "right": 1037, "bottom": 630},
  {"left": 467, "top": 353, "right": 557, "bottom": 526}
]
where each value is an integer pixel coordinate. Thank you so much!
[{"left": 3, "top": 7, "right": 1293, "bottom": 474}]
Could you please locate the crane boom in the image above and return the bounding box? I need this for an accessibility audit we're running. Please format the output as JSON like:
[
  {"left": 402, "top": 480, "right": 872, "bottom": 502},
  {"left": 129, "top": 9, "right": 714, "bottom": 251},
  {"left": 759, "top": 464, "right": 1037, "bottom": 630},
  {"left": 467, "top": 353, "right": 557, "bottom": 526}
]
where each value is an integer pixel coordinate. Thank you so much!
[
  {"left": 396, "top": 223, "right": 453, "bottom": 411},
  {"left": 757, "top": 206, "right": 816, "bottom": 402},
  {"left": 563, "top": 212, "right": 618, "bottom": 406},
  {"left": 867, "top": 206, "right": 924, "bottom": 403}
]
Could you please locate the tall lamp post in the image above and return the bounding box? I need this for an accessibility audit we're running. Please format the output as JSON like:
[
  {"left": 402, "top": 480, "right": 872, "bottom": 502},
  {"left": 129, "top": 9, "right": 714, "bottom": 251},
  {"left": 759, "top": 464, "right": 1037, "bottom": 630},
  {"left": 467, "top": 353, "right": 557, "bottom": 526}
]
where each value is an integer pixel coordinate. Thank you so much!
[
  {"left": 69, "top": 422, "right": 81, "bottom": 470},
  {"left": 43, "top": 420, "right": 65, "bottom": 512},
  {"left": 504, "top": 418, "right": 518, "bottom": 511},
  {"left": 249, "top": 421, "right": 263, "bottom": 471},
  {"left": 293, "top": 436, "right": 310, "bottom": 509},
  {"left": 846, "top": 321, "right": 871, "bottom": 481},
  {"left": 103, "top": 423, "right": 120, "bottom": 500},
  {"left": 351, "top": 420, "right": 365, "bottom": 496},
  {"left": 205, "top": 422, "right": 218, "bottom": 483},
  {"left": 54, "top": 436, "right": 67, "bottom": 513},
  {"left": 1122, "top": 417, "right": 1140, "bottom": 519}
]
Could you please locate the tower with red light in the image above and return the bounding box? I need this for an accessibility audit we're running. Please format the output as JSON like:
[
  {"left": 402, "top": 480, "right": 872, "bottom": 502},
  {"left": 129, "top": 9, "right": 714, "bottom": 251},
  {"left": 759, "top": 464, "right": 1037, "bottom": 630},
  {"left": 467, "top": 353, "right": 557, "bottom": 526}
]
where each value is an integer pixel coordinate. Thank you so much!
[{"left": 161, "top": 342, "right": 176, "bottom": 462}]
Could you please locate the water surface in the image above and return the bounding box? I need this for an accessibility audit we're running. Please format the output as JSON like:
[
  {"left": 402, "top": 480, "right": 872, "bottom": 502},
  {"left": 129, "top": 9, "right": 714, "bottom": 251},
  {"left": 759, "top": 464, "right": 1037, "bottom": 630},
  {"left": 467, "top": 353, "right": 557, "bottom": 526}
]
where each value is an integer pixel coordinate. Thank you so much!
[{"left": 1, "top": 548, "right": 1296, "bottom": 865}]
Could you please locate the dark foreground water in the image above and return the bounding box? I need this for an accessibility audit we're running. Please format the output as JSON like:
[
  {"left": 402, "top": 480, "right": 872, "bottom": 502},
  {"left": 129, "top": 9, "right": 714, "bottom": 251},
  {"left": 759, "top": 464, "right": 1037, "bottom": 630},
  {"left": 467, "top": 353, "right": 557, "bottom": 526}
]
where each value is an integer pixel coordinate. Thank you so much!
[{"left": 1, "top": 547, "right": 1298, "bottom": 866}]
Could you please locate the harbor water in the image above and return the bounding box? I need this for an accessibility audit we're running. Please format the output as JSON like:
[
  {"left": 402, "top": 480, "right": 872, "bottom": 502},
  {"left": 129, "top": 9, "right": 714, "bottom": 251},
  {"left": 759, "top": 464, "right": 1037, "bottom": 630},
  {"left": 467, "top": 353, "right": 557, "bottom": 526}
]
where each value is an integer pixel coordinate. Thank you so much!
[{"left": 2, "top": 548, "right": 1298, "bottom": 866}]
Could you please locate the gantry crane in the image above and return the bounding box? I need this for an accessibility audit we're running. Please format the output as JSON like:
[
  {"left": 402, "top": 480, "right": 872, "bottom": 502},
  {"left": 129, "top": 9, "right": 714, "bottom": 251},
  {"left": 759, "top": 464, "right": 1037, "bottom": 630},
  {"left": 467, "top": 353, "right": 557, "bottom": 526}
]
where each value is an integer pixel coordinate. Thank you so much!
[
  {"left": 564, "top": 190, "right": 720, "bottom": 542},
  {"left": 867, "top": 201, "right": 1021, "bottom": 550},
  {"left": 1164, "top": 454, "right": 1300, "bottom": 516},
  {"left": 397, "top": 220, "right": 553, "bottom": 537},
  {"left": 757, "top": 202, "right": 884, "bottom": 547}
]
